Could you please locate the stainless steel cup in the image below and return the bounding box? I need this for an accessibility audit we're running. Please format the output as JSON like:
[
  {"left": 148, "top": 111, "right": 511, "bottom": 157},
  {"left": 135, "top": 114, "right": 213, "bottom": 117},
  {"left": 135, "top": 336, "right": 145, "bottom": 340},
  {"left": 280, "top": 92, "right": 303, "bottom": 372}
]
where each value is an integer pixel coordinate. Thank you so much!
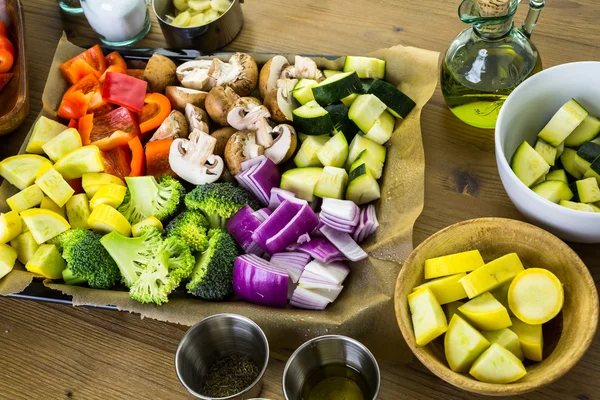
[
  {"left": 175, "top": 314, "right": 269, "bottom": 400},
  {"left": 282, "top": 335, "right": 381, "bottom": 400},
  {"left": 152, "top": 0, "right": 243, "bottom": 51}
]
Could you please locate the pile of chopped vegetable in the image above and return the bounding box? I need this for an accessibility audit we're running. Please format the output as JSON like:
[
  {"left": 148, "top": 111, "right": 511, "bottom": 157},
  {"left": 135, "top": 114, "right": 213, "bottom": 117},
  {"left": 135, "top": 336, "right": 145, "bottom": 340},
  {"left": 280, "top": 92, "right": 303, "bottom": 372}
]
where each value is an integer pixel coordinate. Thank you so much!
[{"left": 0, "top": 46, "right": 417, "bottom": 309}]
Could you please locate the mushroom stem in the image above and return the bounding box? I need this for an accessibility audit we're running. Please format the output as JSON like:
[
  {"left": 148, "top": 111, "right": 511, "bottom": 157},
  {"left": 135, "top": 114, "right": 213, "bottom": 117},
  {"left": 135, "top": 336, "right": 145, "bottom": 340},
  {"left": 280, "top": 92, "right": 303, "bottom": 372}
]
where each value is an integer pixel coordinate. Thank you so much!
[
  {"left": 182, "top": 130, "right": 217, "bottom": 165},
  {"left": 255, "top": 118, "right": 275, "bottom": 148}
]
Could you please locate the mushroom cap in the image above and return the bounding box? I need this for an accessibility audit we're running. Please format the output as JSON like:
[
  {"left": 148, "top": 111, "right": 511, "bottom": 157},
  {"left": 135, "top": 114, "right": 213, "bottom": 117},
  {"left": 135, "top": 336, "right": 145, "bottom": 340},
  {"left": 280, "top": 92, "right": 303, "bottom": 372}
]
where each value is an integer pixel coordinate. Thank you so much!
[
  {"left": 258, "top": 55, "right": 290, "bottom": 99},
  {"left": 226, "top": 97, "right": 270, "bottom": 130},
  {"left": 143, "top": 54, "right": 178, "bottom": 94},
  {"left": 211, "top": 127, "right": 237, "bottom": 158},
  {"left": 210, "top": 53, "right": 259, "bottom": 97},
  {"left": 264, "top": 124, "right": 298, "bottom": 164},
  {"left": 224, "top": 129, "right": 265, "bottom": 176},
  {"left": 205, "top": 86, "right": 240, "bottom": 126},
  {"left": 150, "top": 110, "right": 189, "bottom": 142},
  {"left": 176, "top": 60, "right": 214, "bottom": 91},
  {"left": 165, "top": 86, "right": 208, "bottom": 112}
]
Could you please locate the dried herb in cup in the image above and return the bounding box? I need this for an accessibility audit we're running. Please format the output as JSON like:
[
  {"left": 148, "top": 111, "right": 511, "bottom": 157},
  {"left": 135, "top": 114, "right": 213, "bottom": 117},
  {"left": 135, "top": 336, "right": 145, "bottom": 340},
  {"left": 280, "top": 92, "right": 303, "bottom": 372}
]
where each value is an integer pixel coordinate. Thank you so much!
[{"left": 201, "top": 355, "right": 260, "bottom": 398}]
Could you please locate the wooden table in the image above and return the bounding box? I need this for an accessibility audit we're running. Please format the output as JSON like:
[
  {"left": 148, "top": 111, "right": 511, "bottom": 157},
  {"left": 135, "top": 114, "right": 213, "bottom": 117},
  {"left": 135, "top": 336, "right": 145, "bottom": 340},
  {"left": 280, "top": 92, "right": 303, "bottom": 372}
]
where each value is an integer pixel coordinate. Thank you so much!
[{"left": 1, "top": 1, "right": 599, "bottom": 399}]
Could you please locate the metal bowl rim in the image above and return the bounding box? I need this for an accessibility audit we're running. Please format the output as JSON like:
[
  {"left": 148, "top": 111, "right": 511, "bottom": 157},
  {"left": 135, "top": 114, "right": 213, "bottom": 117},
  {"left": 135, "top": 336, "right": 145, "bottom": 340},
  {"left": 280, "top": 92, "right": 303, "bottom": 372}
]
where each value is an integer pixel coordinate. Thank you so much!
[{"left": 151, "top": 0, "right": 237, "bottom": 29}]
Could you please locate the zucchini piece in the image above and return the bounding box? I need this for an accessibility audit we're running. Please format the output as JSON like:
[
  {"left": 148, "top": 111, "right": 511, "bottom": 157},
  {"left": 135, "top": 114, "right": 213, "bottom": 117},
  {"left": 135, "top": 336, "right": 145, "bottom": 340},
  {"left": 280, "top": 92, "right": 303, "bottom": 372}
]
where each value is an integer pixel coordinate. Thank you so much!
[
  {"left": 65, "top": 193, "right": 91, "bottom": 230},
  {"left": 564, "top": 115, "right": 600, "bottom": 147},
  {"left": 538, "top": 99, "right": 588, "bottom": 147},
  {"left": 325, "top": 103, "right": 359, "bottom": 141},
  {"left": 41, "top": 128, "right": 82, "bottom": 162},
  {"left": 350, "top": 150, "right": 384, "bottom": 179},
  {"left": 292, "top": 101, "right": 334, "bottom": 136},
  {"left": 348, "top": 94, "right": 387, "bottom": 133},
  {"left": 54, "top": 145, "right": 105, "bottom": 180},
  {"left": 323, "top": 70, "right": 343, "bottom": 78},
  {"left": 534, "top": 139, "right": 557, "bottom": 167},
  {"left": 511, "top": 141, "right": 551, "bottom": 187},
  {"left": 359, "top": 79, "right": 376, "bottom": 94},
  {"left": 294, "top": 135, "right": 330, "bottom": 167},
  {"left": 532, "top": 180, "right": 573, "bottom": 203},
  {"left": 531, "top": 174, "right": 546, "bottom": 187},
  {"left": 555, "top": 141, "right": 565, "bottom": 160},
  {"left": 314, "top": 166, "right": 348, "bottom": 199},
  {"left": 341, "top": 93, "right": 358, "bottom": 108},
  {"left": 346, "top": 134, "right": 386, "bottom": 170},
  {"left": 583, "top": 166, "right": 600, "bottom": 185},
  {"left": 6, "top": 184, "right": 44, "bottom": 213},
  {"left": 367, "top": 79, "right": 417, "bottom": 119},
  {"left": 593, "top": 137, "right": 600, "bottom": 146},
  {"left": 25, "top": 244, "right": 66, "bottom": 279},
  {"left": 589, "top": 203, "right": 600, "bottom": 212},
  {"left": 559, "top": 148, "right": 583, "bottom": 179},
  {"left": 574, "top": 154, "right": 592, "bottom": 174},
  {"left": 559, "top": 200, "right": 595, "bottom": 212},
  {"left": 343, "top": 56, "right": 386, "bottom": 79},
  {"left": 546, "top": 169, "right": 568, "bottom": 184},
  {"left": 280, "top": 167, "right": 324, "bottom": 201},
  {"left": 40, "top": 196, "right": 66, "bottom": 219},
  {"left": 346, "top": 164, "right": 381, "bottom": 205},
  {"left": 312, "top": 71, "right": 362, "bottom": 106},
  {"left": 317, "top": 131, "right": 349, "bottom": 167},
  {"left": 365, "top": 110, "right": 395, "bottom": 145},
  {"left": 569, "top": 182, "right": 580, "bottom": 202},
  {"left": 10, "top": 231, "right": 39, "bottom": 265},
  {"left": 292, "top": 79, "right": 319, "bottom": 105},
  {"left": 576, "top": 141, "right": 600, "bottom": 163},
  {"left": 298, "top": 133, "right": 310, "bottom": 142},
  {"left": 575, "top": 177, "right": 600, "bottom": 203}
]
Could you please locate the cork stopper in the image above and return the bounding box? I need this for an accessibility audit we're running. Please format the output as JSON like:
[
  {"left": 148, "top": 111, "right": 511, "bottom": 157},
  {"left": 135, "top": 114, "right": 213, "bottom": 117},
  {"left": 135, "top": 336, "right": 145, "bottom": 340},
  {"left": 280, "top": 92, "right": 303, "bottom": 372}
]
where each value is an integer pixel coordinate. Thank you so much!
[{"left": 477, "top": 0, "right": 510, "bottom": 17}]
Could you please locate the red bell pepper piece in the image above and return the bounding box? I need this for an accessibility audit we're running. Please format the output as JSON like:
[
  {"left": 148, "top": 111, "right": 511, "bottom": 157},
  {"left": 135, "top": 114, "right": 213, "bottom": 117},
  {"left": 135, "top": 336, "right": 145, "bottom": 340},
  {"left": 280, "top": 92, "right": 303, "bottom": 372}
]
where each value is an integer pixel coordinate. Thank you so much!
[
  {"left": 0, "top": 72, "right": 13, "bottom": 93},
  {"left": 88, "top": 107, "right": 141, "bottom": 151},
  {"left": 67, "top": 178, "right": 84, "bottom": 194},
  {"left": 57, "top": 74, "right": 106, "bottom": 120},
  {"left": 145, "top": 138, "right": 176, "bottom": 178},
  {"left": 59, "top": 44, "right": 106, "bottom": 85},
  {"left": 67, "top": 119, "right": 78, "bottom": 129},
  {"left": 139, "top": 93, "right": 172, "bottom": 134},
  {"left": 128, "top": 136, "right": 145, "bottom": 177},
  {"left": 102, "top": 72, "right": 147, "bottom": 113},
  {"left": 101, "top": 146, "right": 131, "bottom": 181}
]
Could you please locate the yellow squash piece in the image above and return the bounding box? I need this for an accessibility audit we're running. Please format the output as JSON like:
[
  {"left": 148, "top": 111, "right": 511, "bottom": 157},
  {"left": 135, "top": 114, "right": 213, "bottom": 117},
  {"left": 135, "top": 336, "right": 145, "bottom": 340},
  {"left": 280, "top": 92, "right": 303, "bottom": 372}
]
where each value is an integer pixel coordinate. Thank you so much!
[
  {"left": 65, "top": 194, "right": 91, "bottom": 230},
  {"left": 41, "top": 128, "right": 82, "bottom": 162},
  {"left": 509, "top": 317, "right": 543, "bottom": 362},
  {"left": 10, "top": 231, "right": 40, "bottom": 264},
  {"left": 82, "top": 172, "right": 125, "bottom": 198},
  {"left": 40, "top": 196, "right": 66, "bottom": 219},
  {"left": 20, "top": 208, "right": 70, "bottom": 244},
  {"left": 0, "top": 154, "right": 53, "bottom": 190},
  {"left": 54, "top": 145, "right": 104, "bottom": 180},
  {"left": 407, "top": 288, "right": 448, "bottom": 346},
  {"left": 444, "top": 314, "right": 491, "bottom": 372},
  {"left": 508, "top": 268, "right": 564, "bottom": 325},
  {"left": 481, "top": 328, "right": 524, "bottom": 361},
  {"left": 25, "top": 244, "right": 66, "bottom": 279},
  {"left": 132, "top": 217, "right": 164, "bottom": 237},
  {"left": 88, "top": 204, "right": 131, "bottom": 237},
  {"left": 35, "top": 167, "right": 75, "bottom": 208},
  {"left": 26, "top": 116, "right": 68, "bottom": 154},
  {"left": 0, "top": 211, "right": 22, "bottom": 244},
  {"left": 459, "top": 292, "right": 512, "bottom": 331},
  {"left": 490, "top": 280, "right": 513, "bottom": 315},
  {"left": 424, "top": 250, "right": 485, "bottom": 279},
  {"left": 469, "top": 343, "right": 527, "bottom": 384},
  {"left": 460, "top": 253, "right": 525, "bottom": 298},
  {"left": 413, "top": 273, "right": 468, "bottom": 305},
  {"left": 35, "top": 162, "right": 53, "bottom": 180},
  {"left": 444, "top": 301, "right": 465, "bottom": 322},
  {"left": 6, "top": 184, "right": 44, "bottom": 212},
  {"left": 0, "top": 243, "right": 17, "bottom": 279},
  {"left": 89, "top": 184, "right": 127, "bottom": 210}
]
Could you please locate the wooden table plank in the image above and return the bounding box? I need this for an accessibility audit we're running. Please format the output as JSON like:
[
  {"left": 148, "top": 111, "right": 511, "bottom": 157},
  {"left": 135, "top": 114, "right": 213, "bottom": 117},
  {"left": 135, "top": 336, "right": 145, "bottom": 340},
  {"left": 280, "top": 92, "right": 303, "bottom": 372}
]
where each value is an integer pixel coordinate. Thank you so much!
[{"left": 1, "top": 1, "right": 599, "bottom": 399}]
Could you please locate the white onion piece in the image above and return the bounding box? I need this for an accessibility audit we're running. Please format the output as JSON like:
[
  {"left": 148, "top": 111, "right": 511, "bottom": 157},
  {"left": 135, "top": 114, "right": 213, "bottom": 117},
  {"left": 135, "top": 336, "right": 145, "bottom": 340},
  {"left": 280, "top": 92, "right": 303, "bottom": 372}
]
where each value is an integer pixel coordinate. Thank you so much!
[{"left": 304, "top": 260, "right": 350, "bottom": 285}]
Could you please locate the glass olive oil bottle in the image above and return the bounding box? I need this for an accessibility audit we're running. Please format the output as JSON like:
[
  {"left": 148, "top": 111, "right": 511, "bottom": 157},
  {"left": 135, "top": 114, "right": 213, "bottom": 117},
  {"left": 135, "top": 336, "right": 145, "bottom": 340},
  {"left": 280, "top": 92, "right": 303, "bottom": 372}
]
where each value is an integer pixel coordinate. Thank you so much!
[{"left": 441, "top": 0, "right": 545, "bottom": 129}]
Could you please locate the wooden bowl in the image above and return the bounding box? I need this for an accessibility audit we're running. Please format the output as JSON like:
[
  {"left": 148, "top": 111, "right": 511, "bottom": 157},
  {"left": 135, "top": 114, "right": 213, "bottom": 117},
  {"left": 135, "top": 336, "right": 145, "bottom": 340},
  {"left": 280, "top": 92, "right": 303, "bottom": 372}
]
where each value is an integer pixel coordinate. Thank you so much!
[
  {"left": 394, "top": 218, "right": 599, "bottom": 396},
  {"left": 0, "top": 0, "right": 27, "bottom": 136}
]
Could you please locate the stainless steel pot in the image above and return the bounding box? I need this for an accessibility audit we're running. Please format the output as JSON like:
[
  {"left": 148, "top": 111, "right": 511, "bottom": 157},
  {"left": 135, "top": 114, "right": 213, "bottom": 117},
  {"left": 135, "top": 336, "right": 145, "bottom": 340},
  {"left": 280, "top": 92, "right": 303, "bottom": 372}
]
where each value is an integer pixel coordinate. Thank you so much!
[
  {"left": 152, "top": 0, "right": 243, "bottom": 51},
  {"left": 175, "top": 313, "right": 269, "bottom": 400},
  {"left": 282, "top": 335, "right": 381, "bottom": 400}
]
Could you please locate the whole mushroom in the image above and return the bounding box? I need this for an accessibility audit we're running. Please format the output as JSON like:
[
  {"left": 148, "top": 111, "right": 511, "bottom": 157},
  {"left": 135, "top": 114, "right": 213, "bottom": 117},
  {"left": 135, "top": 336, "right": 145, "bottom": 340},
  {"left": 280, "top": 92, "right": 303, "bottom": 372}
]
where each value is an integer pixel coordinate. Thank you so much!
[
  {"left": 211, "top": 127, "right": 237, "bottom": 158},
  {"left": 176, "top": 60, "right": 214, "bottom": 91},
  {"left": 205, "top": 86, "right": 240, "bottom": 126},
  {"left": 224, "top": 130, "right": 265, "bottom": 176},
  {"left": 258, "top": 55, "right": 290, "bottom": 99},
  {"left": 209, "top": 53, "right": 259, "bottom": 96},
  {"left": 169, "top": 129, "right": 224, "bottom": 185},
  {"left": 150, "top": 110, "right": 189, "bottom": 142}
]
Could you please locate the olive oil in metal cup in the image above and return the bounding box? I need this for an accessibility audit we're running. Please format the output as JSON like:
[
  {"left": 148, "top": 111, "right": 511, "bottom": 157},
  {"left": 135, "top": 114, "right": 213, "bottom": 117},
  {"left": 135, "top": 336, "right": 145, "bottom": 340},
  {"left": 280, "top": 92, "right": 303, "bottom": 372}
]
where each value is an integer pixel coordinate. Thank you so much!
[
  {"left": 175, "top": 314, "right": 269, "bottom": 400},
  {"left": 282, "top": 335, "right": 381, "bottom": 400},
  {"left": 151, "top": 0, "right": 243, "bottom": 52}
]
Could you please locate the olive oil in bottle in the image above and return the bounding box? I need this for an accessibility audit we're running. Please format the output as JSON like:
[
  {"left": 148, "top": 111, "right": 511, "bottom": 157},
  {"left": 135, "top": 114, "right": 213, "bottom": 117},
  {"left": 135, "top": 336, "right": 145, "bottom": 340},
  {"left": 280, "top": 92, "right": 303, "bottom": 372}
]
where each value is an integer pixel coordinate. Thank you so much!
[{"left": 301, "top": 363, "right": 368, "bottom": 400}]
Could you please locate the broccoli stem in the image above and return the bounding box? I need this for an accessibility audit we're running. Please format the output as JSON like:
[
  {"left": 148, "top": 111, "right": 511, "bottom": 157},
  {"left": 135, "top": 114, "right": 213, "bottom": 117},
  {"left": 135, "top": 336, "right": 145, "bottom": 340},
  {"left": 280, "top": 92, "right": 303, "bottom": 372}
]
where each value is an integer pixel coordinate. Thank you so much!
[
  {"left": 62, "top": 267, "right": 87, "bottom": 286},
  {"left": 206, "top": 213, "right": 225, "bottom": 230}
]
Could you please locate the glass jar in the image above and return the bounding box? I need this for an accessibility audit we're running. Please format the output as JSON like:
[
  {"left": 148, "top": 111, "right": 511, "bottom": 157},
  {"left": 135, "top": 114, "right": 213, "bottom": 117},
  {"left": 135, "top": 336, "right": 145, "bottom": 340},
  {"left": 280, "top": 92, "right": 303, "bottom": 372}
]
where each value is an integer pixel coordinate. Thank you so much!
[
  {"left": 58, "top": 0, "right": 83, "bottom": 15},
  {"left": 81, "top": 0, "right": 151, "bottom": 46}
]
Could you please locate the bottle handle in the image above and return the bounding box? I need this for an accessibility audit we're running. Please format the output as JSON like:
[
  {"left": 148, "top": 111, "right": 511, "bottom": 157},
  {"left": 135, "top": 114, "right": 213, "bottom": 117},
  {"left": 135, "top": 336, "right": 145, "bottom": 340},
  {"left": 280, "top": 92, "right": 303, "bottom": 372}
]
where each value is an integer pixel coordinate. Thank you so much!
[{"left": 521, "top": 0, "right": 545, "bottom": 38}]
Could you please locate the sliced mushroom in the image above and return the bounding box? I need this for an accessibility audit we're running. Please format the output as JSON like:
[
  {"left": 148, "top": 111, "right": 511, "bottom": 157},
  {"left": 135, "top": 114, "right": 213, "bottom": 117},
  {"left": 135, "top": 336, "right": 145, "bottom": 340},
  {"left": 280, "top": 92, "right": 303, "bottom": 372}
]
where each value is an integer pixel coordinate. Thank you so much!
[
  {"left": 176, "top": 60, "right": 215, "bottom": 90},
  {"left": 165, "top": 86, "right": 208, "bottom": 112},
  {"left": 209, "top": 53, "right": 259, "bottom": 97},
  {"left": 211, "top": 127, "right": 237, "bottom": 158},
  {"left": 258, "top": 55, "right": 290, "bottom": 99},
  {"left": 264, "top": 78, "right": 298, "bottom": 123},
  {"left": 150, "top": 110, "right": 189, "bottom": 142},
  {"left": 227, "top": 98, "right": 274, "bottom": 148},
  {"left": 264, "top": 124, "right": 297, "bottom": 164},
  {"left": 294, "top": 55, "right": 324, "bottom": 81},
  {"left": 205, "top": 86, "right": 240, "bottom": 126},
  {"left": 185, "top": 104, "right": 210, "bottom": 133},
  {"left": 169, "top": 129, "right": 224, "bottom": 185},
  {"left": 224, "top": 130, "right": 265, "bottom": 176}
]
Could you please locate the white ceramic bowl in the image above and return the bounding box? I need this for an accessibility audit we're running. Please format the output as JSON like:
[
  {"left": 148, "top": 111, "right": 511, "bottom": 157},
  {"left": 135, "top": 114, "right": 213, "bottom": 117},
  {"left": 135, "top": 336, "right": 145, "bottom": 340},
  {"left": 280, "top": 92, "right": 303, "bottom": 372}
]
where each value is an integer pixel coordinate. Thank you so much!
[{"left": 496, "top": 61, "right": 600, "bottom": 243}]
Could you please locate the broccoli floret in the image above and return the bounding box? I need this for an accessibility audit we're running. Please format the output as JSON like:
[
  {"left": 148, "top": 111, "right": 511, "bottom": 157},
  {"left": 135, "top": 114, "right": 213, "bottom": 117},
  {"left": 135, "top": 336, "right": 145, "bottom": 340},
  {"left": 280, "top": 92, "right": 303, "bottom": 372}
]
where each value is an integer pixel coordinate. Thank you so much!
[
  {"left": 165, "top": 210, "right": 210, "bottom": 252},
  {"left": 161, "top": 235, "right": 195, "bottom": 281},
  {"left": 184, "top": 182, "right": 260, "bottom": 229},
  {"left": 118, "top": 174, "right": 185, "bottom": 225},
  {"left": 186, "top": 229, "right": 239, "bottom": 300},
  {"left": 51, "top": 229, "right": 120, "bottom": 289},
  {"left": 128, "top": 249, "right": 175, "bottom": 305}
]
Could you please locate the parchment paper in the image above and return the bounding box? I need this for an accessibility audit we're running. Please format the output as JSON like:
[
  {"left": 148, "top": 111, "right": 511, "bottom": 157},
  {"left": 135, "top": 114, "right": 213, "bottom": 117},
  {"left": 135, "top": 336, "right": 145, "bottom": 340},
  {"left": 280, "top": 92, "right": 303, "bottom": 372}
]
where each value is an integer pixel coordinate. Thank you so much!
[{"left": 0, "top": 35, "right": 439, "bottom": 360}]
